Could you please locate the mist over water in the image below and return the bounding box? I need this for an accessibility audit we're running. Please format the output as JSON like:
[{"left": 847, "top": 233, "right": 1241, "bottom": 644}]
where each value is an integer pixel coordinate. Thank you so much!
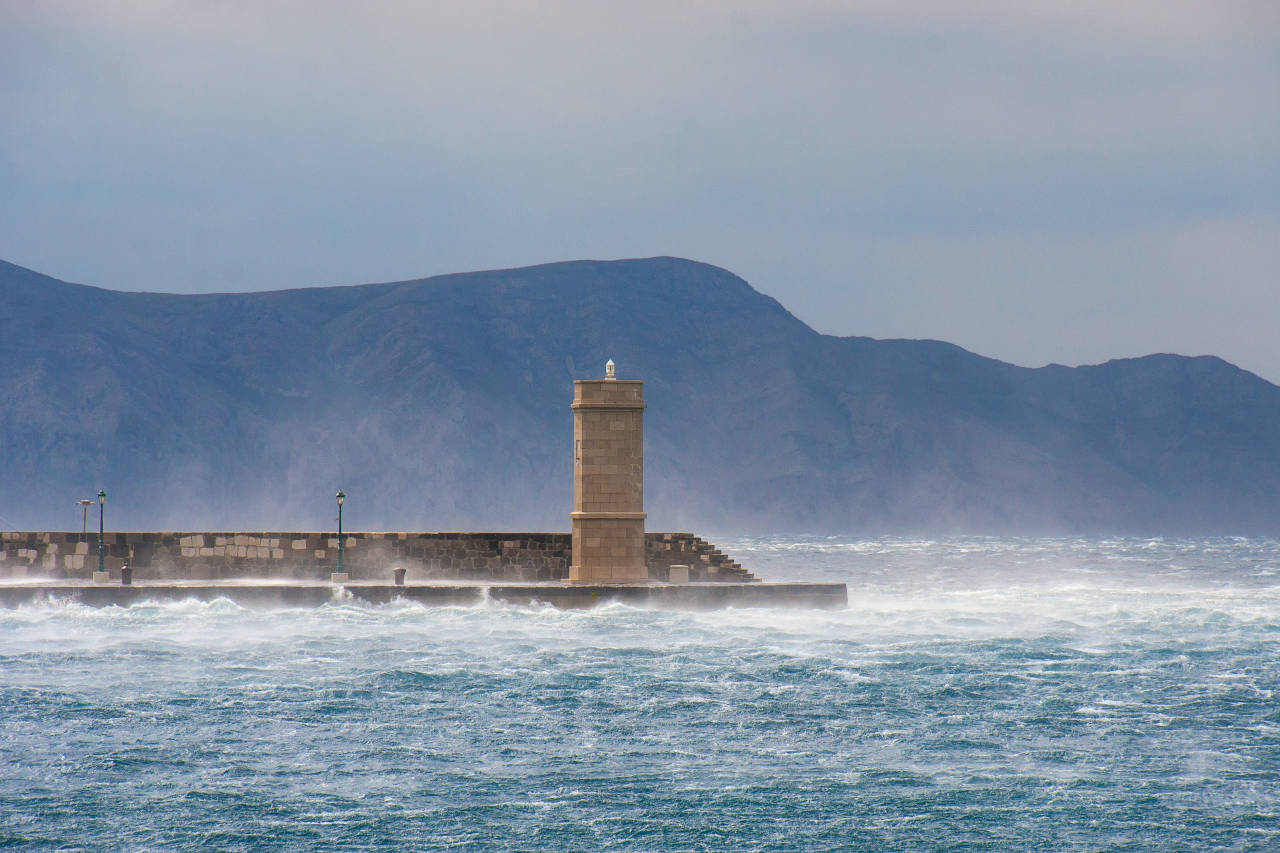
[{"left": 2, "top": 538, "right": 1277, "bottom": 851}]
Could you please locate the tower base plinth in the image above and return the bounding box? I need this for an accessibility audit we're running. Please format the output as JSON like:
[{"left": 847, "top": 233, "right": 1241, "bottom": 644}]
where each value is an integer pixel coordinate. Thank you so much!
[{"left": 570, "top": 512, "right": 647, "bottom": 583}]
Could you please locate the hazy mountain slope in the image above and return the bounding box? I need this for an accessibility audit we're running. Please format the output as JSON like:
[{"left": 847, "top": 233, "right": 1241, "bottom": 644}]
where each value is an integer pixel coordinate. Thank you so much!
[{"left": 3, "top": 256, "right": 1278, "bottom": 533}]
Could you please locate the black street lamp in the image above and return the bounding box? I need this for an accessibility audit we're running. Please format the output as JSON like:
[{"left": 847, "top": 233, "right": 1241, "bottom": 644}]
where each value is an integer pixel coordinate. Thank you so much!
[
  {"left": 97, "top": 490, "right": 106, "bottom": 575},
  {"left": 336, "top": 490, "right": 345, "bottom": 575}
]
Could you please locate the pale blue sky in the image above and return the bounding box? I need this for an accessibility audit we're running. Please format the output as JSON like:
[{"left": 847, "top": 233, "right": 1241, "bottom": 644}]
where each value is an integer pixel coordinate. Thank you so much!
[{"left": 2, "top": 1, "right": 1278, "bottom": 380}]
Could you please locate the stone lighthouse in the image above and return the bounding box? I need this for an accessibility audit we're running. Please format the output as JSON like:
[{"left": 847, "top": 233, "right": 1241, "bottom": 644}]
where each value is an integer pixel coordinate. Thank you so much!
[{"left": 569, "top": 359, "right": 648, "bottom": 583}]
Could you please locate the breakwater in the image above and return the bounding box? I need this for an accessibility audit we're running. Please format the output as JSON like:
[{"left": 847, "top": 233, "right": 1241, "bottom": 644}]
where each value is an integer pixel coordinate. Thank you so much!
[
  {"left": 0, "top": 580, "right": 847, "bottom": 610},
  {"left": 0, "top": 530, "right": 754, "bottom": 583}
]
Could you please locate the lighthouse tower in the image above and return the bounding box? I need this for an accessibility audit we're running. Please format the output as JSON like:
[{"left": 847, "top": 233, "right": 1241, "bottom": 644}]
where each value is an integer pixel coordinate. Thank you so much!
[{"left": 569, "top": 360, "right": 648, "bottom": 583}]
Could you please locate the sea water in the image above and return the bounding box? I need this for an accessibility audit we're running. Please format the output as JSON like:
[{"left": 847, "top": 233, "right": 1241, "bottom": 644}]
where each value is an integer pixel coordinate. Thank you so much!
[{"left": 1, "top": 537, "right": 1277, "bottom": 851}]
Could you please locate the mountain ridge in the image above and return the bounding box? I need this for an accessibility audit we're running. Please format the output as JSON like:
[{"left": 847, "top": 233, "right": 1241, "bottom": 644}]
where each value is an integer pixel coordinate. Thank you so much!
[{"left": 3, "top": 256, "right": 1277, "bottom": 534}]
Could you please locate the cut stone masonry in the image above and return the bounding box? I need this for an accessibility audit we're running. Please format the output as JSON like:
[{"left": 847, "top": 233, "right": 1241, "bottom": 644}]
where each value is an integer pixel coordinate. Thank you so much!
[{"left": 0, "top": 530, "right": 755, "bottom": 583}]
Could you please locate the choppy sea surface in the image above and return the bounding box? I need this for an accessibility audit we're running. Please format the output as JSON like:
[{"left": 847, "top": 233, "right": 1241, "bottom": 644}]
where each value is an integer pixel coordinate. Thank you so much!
[{"left": 2, "top": 537, "right": 1278, "bottom": 852}]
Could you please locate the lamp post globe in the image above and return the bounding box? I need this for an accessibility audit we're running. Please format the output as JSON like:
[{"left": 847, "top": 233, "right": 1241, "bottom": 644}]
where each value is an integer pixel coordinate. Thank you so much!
[
  {"left": 97, "top": 490, "right": 106, "bottom": 575},
  {"left": 335, "top": 491, "right": 345, "bottom": 574}
]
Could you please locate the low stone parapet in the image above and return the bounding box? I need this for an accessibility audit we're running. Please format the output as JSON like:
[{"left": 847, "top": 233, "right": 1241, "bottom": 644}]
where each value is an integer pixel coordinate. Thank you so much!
[{"left": 0, "top": 530, "right": 755, "bottom": 583}]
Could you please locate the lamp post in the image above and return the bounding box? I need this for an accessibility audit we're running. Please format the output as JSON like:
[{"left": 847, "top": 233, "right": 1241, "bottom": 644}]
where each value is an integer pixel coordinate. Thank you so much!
[
  {"left": 97, "top": 490, "right": 106, "bottom": 575},
  {"left": 77, "top": 499, "right": 93, "bottom": 539},
  {"left": 336, "top": 490, "right": 345, "bottom": 575}
]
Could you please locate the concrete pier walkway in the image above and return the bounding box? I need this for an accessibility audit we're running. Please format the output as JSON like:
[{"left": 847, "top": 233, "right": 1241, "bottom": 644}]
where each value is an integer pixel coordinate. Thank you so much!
[{"left": 0, "top": 580, "right": 847, "bottom": 610}]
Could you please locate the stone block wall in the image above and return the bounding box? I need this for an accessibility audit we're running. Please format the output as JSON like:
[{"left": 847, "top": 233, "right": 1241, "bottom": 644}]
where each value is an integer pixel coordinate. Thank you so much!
[
  {"left": 571, "top": 377, "right": 648, "bottom": 583},
  {"left": 0, "top": 531, "right": 756, "bottom": 583},
  {"left": 573, "top": 381, "right": 645, "bottom": 515}
]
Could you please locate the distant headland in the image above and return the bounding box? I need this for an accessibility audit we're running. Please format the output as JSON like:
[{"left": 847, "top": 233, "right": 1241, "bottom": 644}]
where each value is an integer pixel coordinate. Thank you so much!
[{"left": 2, "top": 256, "right": 1278, "bottom": 535}]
